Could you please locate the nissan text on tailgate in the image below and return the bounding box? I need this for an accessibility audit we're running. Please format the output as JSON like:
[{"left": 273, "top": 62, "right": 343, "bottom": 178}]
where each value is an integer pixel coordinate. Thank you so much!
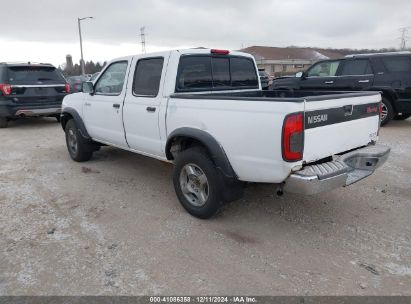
[
  {"left": 60, "top": 49, "right": 390, "bottom": 218},
  {"left": 0, "top": 62, "right": 70, "bottom": 128}
]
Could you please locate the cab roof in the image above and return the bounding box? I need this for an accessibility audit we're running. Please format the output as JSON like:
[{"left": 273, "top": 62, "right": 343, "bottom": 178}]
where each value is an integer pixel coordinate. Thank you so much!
[{"left": 110, "top": 48, "right": 255, "bottom": 62}]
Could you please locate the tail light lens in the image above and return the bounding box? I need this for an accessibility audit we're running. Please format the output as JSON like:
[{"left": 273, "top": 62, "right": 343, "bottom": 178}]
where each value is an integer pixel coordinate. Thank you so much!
[
  {"left": 0, "top": 84, "right": 12, "bottom": 96},
  {"left": 282, "top": 112, "right": 304, "bottom": 162},
  {"left": 64, "top": 83, "right": 71, "bottom": 93},
  {"left": 211, "top": 49, "right": 230, "bottom": 55}
]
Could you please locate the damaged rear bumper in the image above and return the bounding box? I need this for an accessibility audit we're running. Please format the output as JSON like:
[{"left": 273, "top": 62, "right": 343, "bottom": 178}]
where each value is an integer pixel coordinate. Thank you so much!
[{"left": 283, "top": 144, "right": 390, "bottom": 195}]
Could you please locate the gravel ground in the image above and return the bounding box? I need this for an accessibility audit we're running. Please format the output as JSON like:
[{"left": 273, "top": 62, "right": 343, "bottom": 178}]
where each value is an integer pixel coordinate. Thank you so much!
[{"left": 0, "top": 117, "right": 410, "bottom": 296}]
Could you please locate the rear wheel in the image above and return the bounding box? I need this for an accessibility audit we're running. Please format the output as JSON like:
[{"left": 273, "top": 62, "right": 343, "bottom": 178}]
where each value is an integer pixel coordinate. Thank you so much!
[
  {"left": 394, "top": 114, "right": 411, "bottom": 121},
  {"left": 0, "top": 117, "right": 8, "bottom": 128},
  {"left": 173, "top": 147, "right": 224, "bottom": 219},
  {"left": 65, "top": 119, "right": 93, "bottom": 162},
  {"left": 380, "top": 97, "right": 394, "bottom": 126}
]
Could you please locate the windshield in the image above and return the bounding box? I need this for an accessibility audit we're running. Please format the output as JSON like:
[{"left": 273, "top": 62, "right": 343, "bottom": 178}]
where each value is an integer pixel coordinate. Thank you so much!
[{"left": 7, "top": 66, "right": 65, "bottom": 85}]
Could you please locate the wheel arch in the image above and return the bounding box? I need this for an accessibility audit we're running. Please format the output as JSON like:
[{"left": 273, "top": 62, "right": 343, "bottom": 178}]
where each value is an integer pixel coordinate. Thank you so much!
[
  {"left": 166, "top": 127, "right": 237, "bottom": 179},
  {"left": 61, "top": 107, "right": 91, "bottom": 140},
  {"left": 368, "top": 88, "right": 398, "bottom": 111}
]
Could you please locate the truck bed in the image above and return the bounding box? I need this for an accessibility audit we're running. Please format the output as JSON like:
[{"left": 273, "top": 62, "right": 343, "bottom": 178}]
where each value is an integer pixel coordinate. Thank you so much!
[{"left": 171, "top": 90, "right": 380, "bottom": 102}]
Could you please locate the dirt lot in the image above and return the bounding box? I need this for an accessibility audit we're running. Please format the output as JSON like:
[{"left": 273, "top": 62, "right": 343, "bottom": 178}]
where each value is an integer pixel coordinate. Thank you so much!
[{"left": 0, "top": 118, "right": 410, "bottom": 296}]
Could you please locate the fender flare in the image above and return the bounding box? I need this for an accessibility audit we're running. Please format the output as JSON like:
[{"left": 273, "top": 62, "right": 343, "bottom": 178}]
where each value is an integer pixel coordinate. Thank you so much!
[
  {"left": 165, "top": 127, "right": 236, "bottom": 179},
  {"left": 60, "top": 107, "right": 91, "bottom": 140}
]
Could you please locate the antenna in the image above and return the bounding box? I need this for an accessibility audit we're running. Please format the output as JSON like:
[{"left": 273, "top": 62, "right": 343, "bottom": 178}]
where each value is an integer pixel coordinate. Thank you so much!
[{"left": 140, "top": 26, "right": 146, "bottom": 54}]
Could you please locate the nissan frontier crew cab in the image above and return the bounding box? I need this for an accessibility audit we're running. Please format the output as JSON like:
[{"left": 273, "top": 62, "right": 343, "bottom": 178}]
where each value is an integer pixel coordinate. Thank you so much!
[{"left": 60, "top": 48, "right": 390, "bottom": 219}]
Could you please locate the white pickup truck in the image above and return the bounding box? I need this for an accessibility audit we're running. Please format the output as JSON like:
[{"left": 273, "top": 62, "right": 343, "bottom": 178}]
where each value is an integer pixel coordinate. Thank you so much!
[{"left": 61, "top": 48, "right": 390, "bottom": 219}]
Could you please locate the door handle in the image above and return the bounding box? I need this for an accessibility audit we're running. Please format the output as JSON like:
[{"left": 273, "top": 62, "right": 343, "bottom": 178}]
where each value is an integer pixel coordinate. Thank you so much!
[
  {"left": 113, "top": 103, "right": 120, "bottom": 109},
  {"left": 146, "top": 107, "right": 156, "bottom": 112},
  {"left": 324, "top": 81, "right": 334, "bottom": 84},
  {"left": 358, "top": 80, "right": 370, "bottom": 83},
  {"left": 84, "top": 102, "right": 91, "bottom": 106}
]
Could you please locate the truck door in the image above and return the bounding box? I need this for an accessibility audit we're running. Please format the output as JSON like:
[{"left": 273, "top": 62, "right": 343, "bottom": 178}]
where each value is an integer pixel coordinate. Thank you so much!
[
  {"left": 300, "top": 60, "right": 342, "bottom": 91},
  {"left": 122, "top": 56, "right": 166, "bottom": 157},
  {"left": 83, "top": 60, "right": 130, "bottom": 147},
  {"left": 335, "top": 59, "right": 374, "bottom": 90}
]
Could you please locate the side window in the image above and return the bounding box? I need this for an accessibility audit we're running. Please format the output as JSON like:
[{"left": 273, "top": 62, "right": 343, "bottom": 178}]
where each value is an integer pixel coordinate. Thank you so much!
[
  {"left": 133, "top": 58, "right": 164, "bottom": 96},
  {"left": 177, "top": 56, "right": 212, "bottom": 91},
  {"left": 95, "top": 61, "right": 128, "bottom": 95},
  {"left": 382, "top": 56, "right": 411, "bottom": 72},
  {"left": 340, "top": 59, "right": 373, "bottom": 76},
  {"left": 230, "top": 57, "right": 259, "bottom": 87},
  {"left": 307, "top": 61, "right": 341, "bottom": 77}
]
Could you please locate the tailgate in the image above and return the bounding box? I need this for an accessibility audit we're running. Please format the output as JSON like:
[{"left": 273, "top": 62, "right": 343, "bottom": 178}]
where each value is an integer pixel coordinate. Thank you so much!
[
  {"left": 303, "top": 92, "right": 381, "bottom": 162},
  {"left": 11, "top": 85, "right": 66, "bottom": 105}
]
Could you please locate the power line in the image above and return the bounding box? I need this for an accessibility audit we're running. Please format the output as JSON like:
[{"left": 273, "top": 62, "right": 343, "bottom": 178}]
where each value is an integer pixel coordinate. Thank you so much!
[
  {"left": 140, "top": 26, "right": 146, "bottom": 54},
  {"left": 399, "top": 27, "right": 410, "bottom": 50}
]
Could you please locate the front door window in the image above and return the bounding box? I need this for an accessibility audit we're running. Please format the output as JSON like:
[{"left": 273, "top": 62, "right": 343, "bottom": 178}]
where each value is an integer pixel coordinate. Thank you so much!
[
  {"left": 307, "top": 61, "right": 341, "bottom": 77},
  {"left": 94, "top": 61, "right": 128, "bottom": 95}
]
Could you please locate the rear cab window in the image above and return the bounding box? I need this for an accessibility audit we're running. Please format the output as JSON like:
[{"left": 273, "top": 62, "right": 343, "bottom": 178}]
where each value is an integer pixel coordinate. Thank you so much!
[
  {"left": 176, "top": 55, "right": 259, "bottom": 92},
  {"left": 133, "top": 57, "right": 164, "bottom": 96},
  {"left": 6, "top": 65, "right": 65, "bottom": 85}
]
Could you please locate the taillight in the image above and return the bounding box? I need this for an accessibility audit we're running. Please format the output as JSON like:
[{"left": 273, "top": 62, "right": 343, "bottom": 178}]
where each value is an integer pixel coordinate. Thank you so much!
[
  {"left": 210, "top": 49, "right": 230, "bottom": 55},
  {"left": 0, "top": 84, "right": 12, "bottom": 96},
  {"left": 282, "top": 112, "right": 304, "bottom": 162},
  {"left": 65, "top": 83, "right": 71, "bottom": 93}
]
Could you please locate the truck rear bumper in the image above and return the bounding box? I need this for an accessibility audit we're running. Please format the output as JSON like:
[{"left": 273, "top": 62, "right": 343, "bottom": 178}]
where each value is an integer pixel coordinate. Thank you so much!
[{"left": 283, "top": 144, "right": 390, "bottom": 195}]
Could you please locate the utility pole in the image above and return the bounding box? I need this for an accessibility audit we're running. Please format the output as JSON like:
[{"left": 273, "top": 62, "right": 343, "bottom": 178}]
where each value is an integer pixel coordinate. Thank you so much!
[
  {"left": 140, "top": 26, "right": 146, "bottom": 54},
  {"left": 399, "top": 27, "right": 410, "bottom": 50},
  {"left": 77, "top": 16, "right": 94, "bottom": 76}
]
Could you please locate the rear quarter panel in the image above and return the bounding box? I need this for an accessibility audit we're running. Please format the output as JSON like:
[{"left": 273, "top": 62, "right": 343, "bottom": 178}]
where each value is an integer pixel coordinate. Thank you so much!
[{"left": 166, "top": 98, "right": 304, "bottom": 183}]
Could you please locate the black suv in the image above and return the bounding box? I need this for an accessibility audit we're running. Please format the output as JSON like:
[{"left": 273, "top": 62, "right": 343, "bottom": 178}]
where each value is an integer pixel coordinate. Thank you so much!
[
  {"left": 0, "top": 62, "right": 70, "bottom": 128},
  {"left": 258, "top": 69, "right": 270, "bottom": 90},
  {"left": 270, "top": 52, "right": 411, "bottom": 125}
]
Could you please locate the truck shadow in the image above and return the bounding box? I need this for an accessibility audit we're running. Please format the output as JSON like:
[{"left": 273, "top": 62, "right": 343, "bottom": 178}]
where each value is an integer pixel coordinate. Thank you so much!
[{"left": 89, "top": 146, "right": 346, "bottom": 227}]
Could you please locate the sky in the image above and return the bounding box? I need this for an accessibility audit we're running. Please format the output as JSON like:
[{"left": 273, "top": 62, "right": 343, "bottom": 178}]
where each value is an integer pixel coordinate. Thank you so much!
[{"left": 0, "top": 0, "right": 410, "bottom": 67}]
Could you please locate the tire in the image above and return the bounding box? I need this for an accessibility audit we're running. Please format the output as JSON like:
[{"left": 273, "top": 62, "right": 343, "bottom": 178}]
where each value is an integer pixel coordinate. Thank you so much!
[
  {"left": 55, "top": 115, "right": 61, "bottom": 123},
  {"left": 65, "top": 119, "right": 93, "bottom": 162},
  {"left": 0, "top": 117, "right": 8, "bottom": 128},
  {"left": 173, "top": 147, "right": 225, "bottom": 219},
  {"left": 380, "top": 97, "right": 395, "bottom": 126},
  {"left": 394, "top": 114, "right": 411, "bottom": 121}
]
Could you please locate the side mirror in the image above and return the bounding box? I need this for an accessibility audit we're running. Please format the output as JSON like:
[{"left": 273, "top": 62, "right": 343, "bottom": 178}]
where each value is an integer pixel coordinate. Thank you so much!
[
  {"left": 82, "top": 81, "right": 94, "bottom": 95},
  {"left": 295, "top": 72, "right": 304, "bottom": 78}
]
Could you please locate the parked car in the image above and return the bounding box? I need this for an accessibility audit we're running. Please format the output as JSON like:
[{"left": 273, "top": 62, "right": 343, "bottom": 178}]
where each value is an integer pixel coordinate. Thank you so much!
[
  {"left": 270, "top": 51, "right": 411, "bottom": 125},
  {"left": 61, "top": 49, "right": 389, "bottom": 219},
  {"left": 0, "top": 62, "right": 70, "bottom": 128},
  {"left": 67, "top": 75, "right": 88, "bottom": 93},
  {"left": 258, "top": 69, "right": 269, "bottom": 90}
]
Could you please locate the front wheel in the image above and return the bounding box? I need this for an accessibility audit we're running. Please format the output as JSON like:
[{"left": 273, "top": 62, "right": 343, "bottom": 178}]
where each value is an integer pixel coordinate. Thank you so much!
[
  {"left": 65, "top": 119, "right": 93, "bottom": 162},
  {"left": 173, "top": 147, "right": 224, "bottom": 219},
  {"left": 380, "top": 97, "right": 394, "bottom": 126}
]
